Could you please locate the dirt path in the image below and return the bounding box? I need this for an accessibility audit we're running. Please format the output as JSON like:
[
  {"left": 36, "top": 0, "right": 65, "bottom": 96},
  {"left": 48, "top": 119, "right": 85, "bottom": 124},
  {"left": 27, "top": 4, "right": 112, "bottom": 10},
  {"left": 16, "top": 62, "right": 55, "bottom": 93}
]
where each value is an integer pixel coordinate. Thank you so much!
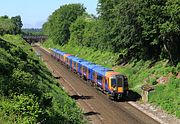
[{"left": 33, "top": 45, "right": 159, "bottom": 124}]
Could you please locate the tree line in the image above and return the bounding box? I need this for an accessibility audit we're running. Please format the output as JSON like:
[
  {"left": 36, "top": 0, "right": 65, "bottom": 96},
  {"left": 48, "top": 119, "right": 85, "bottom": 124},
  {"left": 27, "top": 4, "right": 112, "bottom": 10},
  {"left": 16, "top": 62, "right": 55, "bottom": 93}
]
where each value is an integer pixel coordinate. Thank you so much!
[
  {"left": 43, "top": 0, "right": 180, "bottom": 65},
  {"left": 0, "top": 15, "right": 23, "bottom": 35},
  {"left": 22, "top": 28, "right": 43, "bottom": 35}
]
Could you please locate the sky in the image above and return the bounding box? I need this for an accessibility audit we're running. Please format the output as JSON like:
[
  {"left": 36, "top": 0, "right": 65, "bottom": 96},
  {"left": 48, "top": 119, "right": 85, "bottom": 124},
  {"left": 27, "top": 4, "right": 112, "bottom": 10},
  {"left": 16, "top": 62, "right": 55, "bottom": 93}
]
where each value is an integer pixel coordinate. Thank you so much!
[{"left": 0, "top": 0, "right": 98, "bottom": 28}]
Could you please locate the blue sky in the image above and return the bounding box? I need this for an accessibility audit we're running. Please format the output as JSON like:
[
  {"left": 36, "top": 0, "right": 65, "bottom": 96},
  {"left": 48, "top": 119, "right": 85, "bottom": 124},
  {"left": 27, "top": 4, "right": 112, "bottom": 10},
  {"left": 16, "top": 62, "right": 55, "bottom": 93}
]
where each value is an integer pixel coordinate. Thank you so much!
[{"left": 0, "top": 0, "right": 98, "bottom": 28}]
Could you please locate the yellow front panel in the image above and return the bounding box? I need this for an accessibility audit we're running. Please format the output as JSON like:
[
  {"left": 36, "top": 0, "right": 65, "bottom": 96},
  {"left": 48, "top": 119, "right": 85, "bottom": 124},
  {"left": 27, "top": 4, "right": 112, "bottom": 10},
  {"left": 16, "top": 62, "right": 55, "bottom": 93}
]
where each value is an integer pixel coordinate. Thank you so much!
[
  {"left": 109, "top": 78, "right": 112, "bottom": 90},
  {"left": 118, "top": 87, "right": 123, "bottom": 93}
]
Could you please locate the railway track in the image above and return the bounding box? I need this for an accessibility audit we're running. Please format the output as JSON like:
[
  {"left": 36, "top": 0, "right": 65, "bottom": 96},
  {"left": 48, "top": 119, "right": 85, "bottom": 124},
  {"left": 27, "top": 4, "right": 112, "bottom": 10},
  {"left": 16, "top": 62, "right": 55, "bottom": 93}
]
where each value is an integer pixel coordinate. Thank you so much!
[{"left": 33, "top": 45, "right": 159, "bottom": 124}]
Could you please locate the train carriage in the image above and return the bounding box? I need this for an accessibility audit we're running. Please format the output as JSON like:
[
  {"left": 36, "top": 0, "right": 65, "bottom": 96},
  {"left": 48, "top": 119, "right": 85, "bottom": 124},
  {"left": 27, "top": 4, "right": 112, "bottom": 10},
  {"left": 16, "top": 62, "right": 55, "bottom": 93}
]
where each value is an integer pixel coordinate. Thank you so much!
[{"left": 50, "top": 48, "right": 128, "bottom": 100}]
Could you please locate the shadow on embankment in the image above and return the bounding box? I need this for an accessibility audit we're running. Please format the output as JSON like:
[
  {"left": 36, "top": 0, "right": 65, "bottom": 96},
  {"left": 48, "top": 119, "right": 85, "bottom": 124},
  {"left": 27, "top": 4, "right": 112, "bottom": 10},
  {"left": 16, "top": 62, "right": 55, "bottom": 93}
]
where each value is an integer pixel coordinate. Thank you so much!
[{"left": 126, "top": 90, "right": 141, "bottom": 101}]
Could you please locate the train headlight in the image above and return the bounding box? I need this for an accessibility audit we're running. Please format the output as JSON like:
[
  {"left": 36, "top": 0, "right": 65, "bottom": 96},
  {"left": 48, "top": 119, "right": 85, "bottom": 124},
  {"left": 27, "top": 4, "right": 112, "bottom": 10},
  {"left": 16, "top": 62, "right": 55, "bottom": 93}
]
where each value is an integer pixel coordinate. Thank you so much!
[{"left": 113, "top": 87, "right": 117, "bottom": 91}]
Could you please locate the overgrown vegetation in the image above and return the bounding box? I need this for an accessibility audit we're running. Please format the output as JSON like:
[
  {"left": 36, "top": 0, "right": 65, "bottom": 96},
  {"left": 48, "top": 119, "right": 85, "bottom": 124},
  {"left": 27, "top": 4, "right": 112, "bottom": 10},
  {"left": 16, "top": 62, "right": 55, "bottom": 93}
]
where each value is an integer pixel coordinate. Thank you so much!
[
  {"left": 42, "top": 1, "right": 180, "bottom": 119},
  {"left": 0, "top": 35, "right": 84, "bottom": 123},
  {"left": 22, "top": 28, "right": 43, "bottom": 35}
]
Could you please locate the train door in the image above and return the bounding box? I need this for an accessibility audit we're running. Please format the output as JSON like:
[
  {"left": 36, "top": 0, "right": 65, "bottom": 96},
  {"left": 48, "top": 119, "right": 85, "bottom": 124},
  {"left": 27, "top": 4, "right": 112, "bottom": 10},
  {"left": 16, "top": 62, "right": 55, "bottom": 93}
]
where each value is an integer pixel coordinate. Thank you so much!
[
  {"left": 81, "top": 65, "right": 83, "bottom": 75},
  {"left": 68, "top": 58, "right": 70, "bottom": 66},
  {"left": 105, "top": 78, "right": 108, "bottom": 91},
  {"left": 63, "top": 56, "right": 66, "bottom": 63},
  {"left": 92, "top": 71, "right": 96, "bottom": 82},
  {"left": 58, "top": 54, "right": 60, "bottom": 61},
  {"left": 78, "top": 63, "right": 81, "bottom": 74},
  {"left": 76, "top": 62, "right": 78, "bottom": 72},
  {"left": 92, "top": 71, "right": 97, "bottom": 86},
  {"left": 86, "top": 67, "right": 89, "bottom": 79},
  {"left": 70, "top": 59, "right": 73, "bottom": 69},
  {"left": 71, "top": 60, "right": 73, "bottom": 69},
  {"left": 102, "top": 76, "right": 105, "bottom": 91}
]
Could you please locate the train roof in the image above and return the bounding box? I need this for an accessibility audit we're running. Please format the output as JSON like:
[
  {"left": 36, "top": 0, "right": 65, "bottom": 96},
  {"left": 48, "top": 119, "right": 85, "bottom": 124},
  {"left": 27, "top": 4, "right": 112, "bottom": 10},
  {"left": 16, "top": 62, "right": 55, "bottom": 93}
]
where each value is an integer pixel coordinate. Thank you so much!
[
  {"left": 72, "top": 57, "right": 87, "bottom": 63},
  {"left": 81, "top": 61, "right": 113, "bottom": 76},
  {"left": 51, "top": 48, "right": 57, "bottom": 52},
  {"left": 83, "top": 62, "right": 97, "bottom": 69},
  {"left": 56, "top": 50, "right": 63, "bottom": 55},
  {"left": 92, "top": 66, "right": 113, "bottom": 76},
  {"left": 51, "top": 48, "right": 67, "bottom": 55},
  {"left": 67, "top": 56, "right": 97, "bottom": 68},
  {"left": 56, "top": 50, "right": 66, "bottom": 55},
  {"left": 86, "top": 64, "right": 101, "bottom": 69},
  {"left": 51, "top": 48, "right": 114, "bottom": 76},
  {"left": 66, "top": 55, "right": 78, "bottom": 59}
]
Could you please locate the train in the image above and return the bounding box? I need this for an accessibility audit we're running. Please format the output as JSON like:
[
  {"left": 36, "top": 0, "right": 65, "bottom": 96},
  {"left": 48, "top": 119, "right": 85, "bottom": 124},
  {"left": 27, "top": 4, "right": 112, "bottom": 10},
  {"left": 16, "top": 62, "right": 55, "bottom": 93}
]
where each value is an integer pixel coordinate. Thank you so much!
[{"left": 50, "top": 48, "right": 129, "bottom": 100}]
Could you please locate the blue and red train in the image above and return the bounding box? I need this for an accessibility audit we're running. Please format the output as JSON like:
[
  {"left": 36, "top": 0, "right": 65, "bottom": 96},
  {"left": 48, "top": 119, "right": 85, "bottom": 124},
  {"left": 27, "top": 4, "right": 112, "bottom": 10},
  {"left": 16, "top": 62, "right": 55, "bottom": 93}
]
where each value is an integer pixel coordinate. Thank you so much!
[{"left": 50, "top": 48, "right": 129, "bottom": 99}]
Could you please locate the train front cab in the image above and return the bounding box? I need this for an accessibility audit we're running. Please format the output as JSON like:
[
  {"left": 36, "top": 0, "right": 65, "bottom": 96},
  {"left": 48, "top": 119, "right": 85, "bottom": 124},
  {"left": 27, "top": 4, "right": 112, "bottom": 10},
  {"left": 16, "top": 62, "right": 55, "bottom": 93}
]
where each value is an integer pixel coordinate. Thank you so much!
[{"left": 106, "top": 72, "right": 128, "bottom": 99}]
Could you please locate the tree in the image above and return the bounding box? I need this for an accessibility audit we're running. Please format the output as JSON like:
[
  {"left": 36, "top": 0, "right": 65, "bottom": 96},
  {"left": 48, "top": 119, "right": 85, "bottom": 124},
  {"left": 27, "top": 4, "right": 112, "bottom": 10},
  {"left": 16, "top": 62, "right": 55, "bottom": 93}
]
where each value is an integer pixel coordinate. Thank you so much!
[
  {"left": 160, "top": 0, "right": 180, "bottom": 64},
  {"left": 0, "top": 15, "right": 23, "bottom": 35},
  {"left": 43, "top": 4, "right": 86, "bottom": 45},
  {"left": 0, "top": 16, "right": 16, "bottom": 35},
  {"left": 138, "top": 0, "right": 180, "bottom": 64},
  {"left": 11, "top": 15, "right": 23, "bottom": 34}
]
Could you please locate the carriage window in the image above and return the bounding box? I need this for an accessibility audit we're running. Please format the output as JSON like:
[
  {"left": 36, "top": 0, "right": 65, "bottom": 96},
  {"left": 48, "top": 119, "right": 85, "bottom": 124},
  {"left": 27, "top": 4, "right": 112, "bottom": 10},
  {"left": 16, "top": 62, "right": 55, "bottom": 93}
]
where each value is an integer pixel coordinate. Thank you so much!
[
  {"left": 97, "top": 75, "right": 102, "bottom": 81},
  {"left": 83, "top": 67, "right": 87, "bottom": 73},
  {"left": 117, "top": 77, "right": 123, "bottom": 87},
  {"left": 72, "top": 61, "right": 76, "bottom": 68},
  {"left": 74, "top": 62, "right": 78, "bottom": 68},
  {"left": 88, "top": 69, "right": 90, "bottom": 74},
  {"left": 111, "top": 78, "right": 116, "bottom": 87},
  {"left": 66, "top": 58, "right": 68, "bottom": 63},
  {"left": 93, "top": 72, "right": 96, "bottom": 78}
]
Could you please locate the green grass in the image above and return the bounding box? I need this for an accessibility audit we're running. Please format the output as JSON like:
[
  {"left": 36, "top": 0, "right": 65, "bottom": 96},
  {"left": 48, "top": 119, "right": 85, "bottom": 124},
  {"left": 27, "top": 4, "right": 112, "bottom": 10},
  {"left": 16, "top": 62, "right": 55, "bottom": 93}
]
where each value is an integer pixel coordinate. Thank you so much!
[
  {"left": 149, "top": 77, "right": 180, "bottom": 117},
  {"left": 43, "top": 39, "right": 180, "bottom": 118},
  {"left": 0, "top": 35, "right": 85, "bottom": 124},
  {"left": 117, "top": 60, "right": 180, "bottom": 118}
]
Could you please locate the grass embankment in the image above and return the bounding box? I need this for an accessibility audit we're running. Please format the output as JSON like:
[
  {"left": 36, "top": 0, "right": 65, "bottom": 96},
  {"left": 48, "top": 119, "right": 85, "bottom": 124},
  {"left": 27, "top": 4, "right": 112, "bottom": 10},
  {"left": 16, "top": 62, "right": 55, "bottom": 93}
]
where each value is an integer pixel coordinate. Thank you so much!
[
  {"left": 0, "top": 35, "right": 84, "bottom": 124},
  {"left": 43, "top": 39, "right": 180, "bottom": 118}
]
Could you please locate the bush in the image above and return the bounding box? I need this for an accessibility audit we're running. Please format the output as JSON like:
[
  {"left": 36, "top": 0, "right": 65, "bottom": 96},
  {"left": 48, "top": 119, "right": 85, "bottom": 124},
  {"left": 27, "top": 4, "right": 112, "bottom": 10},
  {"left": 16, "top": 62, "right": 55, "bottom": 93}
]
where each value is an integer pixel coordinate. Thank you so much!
[{"left": 0, "top": 35, "right": 84, "bottom": 123}]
